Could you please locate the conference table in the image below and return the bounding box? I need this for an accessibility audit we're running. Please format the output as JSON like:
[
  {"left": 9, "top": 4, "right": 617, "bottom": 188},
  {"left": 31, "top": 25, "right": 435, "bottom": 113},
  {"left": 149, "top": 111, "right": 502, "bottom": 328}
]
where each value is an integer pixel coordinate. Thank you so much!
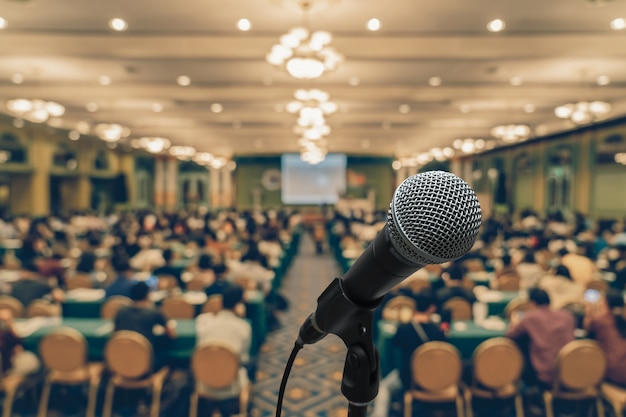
[{"left": 61, "top": 288, "right": 267, "bottom": 356}]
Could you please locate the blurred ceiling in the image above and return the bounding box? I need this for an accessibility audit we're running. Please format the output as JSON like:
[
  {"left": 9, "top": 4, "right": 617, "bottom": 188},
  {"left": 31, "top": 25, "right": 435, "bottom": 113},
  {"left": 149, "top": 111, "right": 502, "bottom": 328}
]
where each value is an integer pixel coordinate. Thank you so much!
[{"left": 0, "top": 0, "right": 625, "bottom": 158}]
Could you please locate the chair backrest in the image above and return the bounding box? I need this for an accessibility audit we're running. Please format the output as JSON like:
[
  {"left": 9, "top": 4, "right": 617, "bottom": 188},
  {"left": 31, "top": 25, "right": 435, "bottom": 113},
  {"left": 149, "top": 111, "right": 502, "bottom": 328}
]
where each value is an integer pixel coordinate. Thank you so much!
[
  {"left": 382, "top": 295, "right": 416, "bottom": 323},
  {"left": 473, "top": 337, "right": 523, "bottom": 389},
  {"left": 161, "top": 296, "right": 195, "bottom": 319},
  {"left": 186, "top": 279, "right": 208, "bottom": 292},
  {"left": 405, "top": 279, "right": 431, "bottom": 294},
  {"left": 443, "top": 297, "right": 473, "bottom": 321},
  {"left": 66, "top": 273, "right": 93, "bottom": 290},
  {"left": 555, "top": 340, "right": 606, "bottom": 392},
  {"left": 105, "top": 330, "right": 153, "bottom": 379},
  {"left": 40, "top": 327, "right": 87, "bottom": 373},
  {"left": 157, "top": 275, "right": 179, "bottom": 291},
  {"left": 464, "top": 259, "right": 485, "bottom": 273},
  {"left": 497, "top": 273, "right": 521, "bottom": 291},
  {"left": 27, "top": 299, "right": 61, "bottom": 318},
  {"left": 504, "top": 298, "right": 536, "bottom": 320},
  {"left": 192, "top": 343, "right": 240, "bottom": 389},
  {"left": 0, "top": 295, "right": 25, "bottom": 318},
  {"left": 411, "top": 341, "right": 462, "bottom": 392},
  {"left": 202, "top": 294, "right": 224, "bottom": 314},
  {"left": 100, "top": 296, "right": 132, "bottom": 319},
  {"left": 586, "top": 280, "right": 608, "bottom": 292}
]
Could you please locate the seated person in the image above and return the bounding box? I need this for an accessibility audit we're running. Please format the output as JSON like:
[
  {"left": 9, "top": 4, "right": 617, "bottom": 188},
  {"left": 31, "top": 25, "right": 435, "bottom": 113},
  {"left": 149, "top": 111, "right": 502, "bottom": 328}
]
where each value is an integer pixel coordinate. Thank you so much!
[
  {"left": 152, "top": 248, "right": 185, "bottom": 289},
  {"left": 113, "top": 282, "right": 175, "bottom": 370},
  {"left": 584, "top": 290, "right": 626, "bottom": 387},
  {"left": 436, "top": 263, "right": 476, "bottom": 309},
  {"left": 506, "top": 288, "right": 576, "bottom": 388},
  {"left": 0, "top": 309, "right": 40, "bottom": 376},
  {"left": 538, "top": 264, "right": 584, "bottom": 310},
  {"left": 205, "top": 264, "right": 243, "bottom": 298},
  {"left": 371, "top": 290, "right": 445, "bottom": 417},
  {"left": 105, "top": 255, "right": 137, "bottom": 299},
  {"left": 493, "top": 254, "right": 521, "bottom": 287},
  {"left": 195, "top": 285, "right": 251, "bottom": 417},
  {"left": 11, "top": 261, "right": 64, "bottom": 308}
]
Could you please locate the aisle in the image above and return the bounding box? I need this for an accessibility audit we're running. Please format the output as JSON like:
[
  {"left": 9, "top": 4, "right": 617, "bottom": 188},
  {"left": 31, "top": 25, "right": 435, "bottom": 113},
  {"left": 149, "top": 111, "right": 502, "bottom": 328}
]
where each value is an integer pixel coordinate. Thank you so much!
[{"left": 251, "top": 233, "right": 349, "bottom": 417}]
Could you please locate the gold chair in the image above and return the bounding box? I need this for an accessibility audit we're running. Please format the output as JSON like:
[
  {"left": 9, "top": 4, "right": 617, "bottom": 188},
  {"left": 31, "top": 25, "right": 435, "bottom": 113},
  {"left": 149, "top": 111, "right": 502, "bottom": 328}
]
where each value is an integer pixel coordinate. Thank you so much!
[
  {"left": 503, "top": 298, "right": 536, "bottom": 320},
  {"left": 38, "top": 327, "right": 103, "bottom": 417},
  {"left": 103, "top": 331, "right": 169, "bottom": 417},
  {"left": 404, "top": 341, "right": 465, "bottom": 417},
  {"left": 0, "top": 296, "right": 25, "bottom": 318},
  {"left": 100, "top": 296, "right": 132, "bottom": 319},
  {"left": 189, "top": 343, "right": 250, "bottom": 417},
  {"left": 161, "top": 296, "right": 195, "bottom": 319},
  {"left": 66, "top": 273, "right": 94, "bottom": 290},
  {"left": 382, "top": 295, "right": 416, "bottom": 323},
  {"left": 27, "top": 299, "right": 61, "bottom": 318},
  {"left": 157, "top": 274, "right": 180, "bottom": 291},
  {"left": 601, "top": 382, "right": 626, "bottom": 417},
  {"left": 496, "top": 273, "right": 521, "bottom": 291},
  {"left": 464, "top": 337, "right": 524, "bottom": 417},
  {"left": 543, "top": 340, "right": 606, "bottom": 417},
  {"left": 202, "top": 294, "right": 224, "bottom": 314},
  {"left": 443, "top": 297, "right": 473, "bottom": 321}
]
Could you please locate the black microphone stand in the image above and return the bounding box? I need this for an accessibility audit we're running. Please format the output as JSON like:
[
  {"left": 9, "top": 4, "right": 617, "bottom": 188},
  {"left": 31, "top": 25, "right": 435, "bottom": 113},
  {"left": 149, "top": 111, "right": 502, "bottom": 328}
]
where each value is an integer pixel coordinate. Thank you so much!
[{"left": 299, "top": 278, "right": 381, "bottom": 417}]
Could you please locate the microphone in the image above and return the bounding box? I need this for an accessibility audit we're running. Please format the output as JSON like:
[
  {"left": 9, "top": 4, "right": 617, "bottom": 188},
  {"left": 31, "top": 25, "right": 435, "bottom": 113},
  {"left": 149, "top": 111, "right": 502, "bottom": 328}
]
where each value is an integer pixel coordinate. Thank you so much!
[{"left": 298, "top": 170, "right": 482, "bottom": 345}]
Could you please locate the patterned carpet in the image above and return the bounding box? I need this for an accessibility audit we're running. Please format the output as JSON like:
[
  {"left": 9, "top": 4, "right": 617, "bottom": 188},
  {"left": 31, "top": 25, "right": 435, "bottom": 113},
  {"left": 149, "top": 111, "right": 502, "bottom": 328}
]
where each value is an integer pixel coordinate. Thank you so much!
[{"left": 251, "top": 233, "right": 350, "bottom": 417}]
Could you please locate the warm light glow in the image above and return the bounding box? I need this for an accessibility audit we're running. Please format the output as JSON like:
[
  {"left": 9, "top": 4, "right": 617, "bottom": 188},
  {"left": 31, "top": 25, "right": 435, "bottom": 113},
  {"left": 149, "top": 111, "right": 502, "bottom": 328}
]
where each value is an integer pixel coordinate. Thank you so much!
[
  {"left": 95, "top": 123, "right": 130, "bottom": 142},
  {"left": 68, "top": 130, "right": 80, "bottom": 141},
  {"left": 98, "top": 75, "right": 111, "bottom": 86},
  {"left": 597, "top": 75, "right": 611, "bottom": 86},
  {"left": 487, "top": 19, "right": 506, "bottom": 32},
  {"left": 367, "top": 18, "right": 381, "bottom": 31},
  {"left": 86, "top": 102, "right": 99, "bottom": 112},
  {"left": 0, "top": 17, "right": 7, "bottom": 30},
  {"left": 139, "top": 137, "right": 171, "bottom": 154},
  {"left": 169, "top": 146, "right": 196, "bottom": 160},
  {"left": 491, "top": 124, "right": 531, "bottom": 142},
  {"left": 177, "top": 75, "right": 191, "bottom": 86},
  {"left": 554, "top": 101, "right": 611, "bottom": 124},
  {"left": 11, "top": 74, "right": 23, "bottom": 84},
  {"left": 428, "top": 77, "right": 442, "bottom": 87},
  {"left": 523, "top": 103, "right": 536, "bottom": 113},
  {"left": 210, "top": 103, "right": 223, "bottom": 113},
  {"left": 610, "top": 18, "right": 626, "bottom": 30},
  {"left": 152, "top": 103, "right": 163, "bottom": 113},
  {"left": 237, "top": 18, "right": 252, "bottom": 31},
  {"left": 6, "top": 99, "right": 65, "bottom": 123},
  {"left": 348, "top": 77, "right": 360, "bottom": 86},
  {"left": 399, "top": 104, "right": 410, "bottom": 114},
  {"left": 109, "top": 18, "right": 128, "bottom": 31},
  {"left": 510, "top": 76, "right": 523, "bottom": 86}
]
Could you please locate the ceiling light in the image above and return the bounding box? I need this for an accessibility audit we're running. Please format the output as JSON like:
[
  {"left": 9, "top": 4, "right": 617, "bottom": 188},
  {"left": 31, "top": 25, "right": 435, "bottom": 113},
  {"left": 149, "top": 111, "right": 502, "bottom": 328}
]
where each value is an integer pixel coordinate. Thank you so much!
[
  {"left": 193, "top": 152, "right": 214, "bottom": 165},
  {"left": 460, "top": 104, "right": 471, "bottom": 113},
  {"left": 399, "top": 104, "right": 411, "bottom": 114},
  {"left": 0, "top": 17, "right": 6, "bottom": 30},
  {"left": 555, "top": 101, "right": 611, "bottom": 125},
  {"left": 453, "top": 138, "right": 483, "bottom": 154},
  {"left": 95, "top": 123, "right": 130, "bottom": 142},
  {"left": 392, "top": 160, "right": 402, "bottom": 171},
  {"left": 348, "top": 77, "right": 360, "bottom": 86},
  {"left": 610, "top": 18, "right": 626, "bottom": 30},
  {"left": 6, "top": 99, "right": 65, "bottom": 123},
  {"left": 10, "top": 74, "right": 23, "bottom": 84},
  {"left": 109, "top": 18, "right": 128, "bottom": 31},
  {"left": 428, "top": 77, "right": 442, "bottom": 87},
  {"left": 68, "top": 130, "right": 80, "bottom": 141},
  {"left": 267, "top": 27, "right": 343, "bottom": 80},
  {"left": 523, "top": 103, "right": 536, "bottom": 113},
  {"left": 177, "top": 75, "right": 191, "bottom": 86},
  {"left": 597, "top": 75, "right": 611, "bottom": 86},
  {"left": 237, "top": 18, "right": 252, "bottom": 31},
  {"left": 210, "top": 103, "right": 223, "bottom": 113},
  {"left": 510, "top": 76, "right": 523, "bottom": 86},
  {"left": 487, "top": 19, "right": 506, "bottom": 32},
  {"left": 169, "top": 146, "right": 196, "bottom": 160},
  {"left": 86, "top": 102, "right": 99, "bottom": 112},
  {"left": 367, "top": 18, "right": 381, "bottom": 31},
  {"left": 211, "top": 157, "right": 228, "bottom": 169},
  {"left": 98, "top": 75, "right": 111, "bottom": 86},
  {"left": 76, "top": 121, "right": 91, "bottom": 134},
  {"left": 138, "top": 137, "right": 171, "bottom": 154},
  {"left": 491, "top": 124, "right": 531, "bottom": 142},
  {"left": 151, "top": 102, "right": 163, "bottom": 113},
  {"left": 615, "top": 153, "right": 626, "bottom": 165}
]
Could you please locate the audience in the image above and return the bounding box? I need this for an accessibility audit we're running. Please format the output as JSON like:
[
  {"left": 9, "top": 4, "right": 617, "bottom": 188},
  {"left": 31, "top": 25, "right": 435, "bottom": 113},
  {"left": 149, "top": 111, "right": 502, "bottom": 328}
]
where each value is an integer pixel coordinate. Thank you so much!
[
  {"left": 0, "top": 309, "right": 40, "bottom": 376},
  {"left": 153, "top": 248, "right": 185, "bottom": 289},
  {"left": 436, "top": 263, "right": 476, "bottom": 309},
  {"left": 11, "top": 261, "right": 64, "bottom": 308},
  {"left": 539, "top": 264, "right": 584, "bottom": 310},
  {"left": 105, "top": 255, "right": 137, "bottom": 299}
]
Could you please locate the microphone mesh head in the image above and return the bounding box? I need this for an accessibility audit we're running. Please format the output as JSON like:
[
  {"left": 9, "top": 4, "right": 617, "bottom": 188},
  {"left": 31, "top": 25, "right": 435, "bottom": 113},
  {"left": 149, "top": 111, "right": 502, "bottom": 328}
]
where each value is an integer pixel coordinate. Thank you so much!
[{"left": 388, "top": 171, "right": 482, "bottom": 265}]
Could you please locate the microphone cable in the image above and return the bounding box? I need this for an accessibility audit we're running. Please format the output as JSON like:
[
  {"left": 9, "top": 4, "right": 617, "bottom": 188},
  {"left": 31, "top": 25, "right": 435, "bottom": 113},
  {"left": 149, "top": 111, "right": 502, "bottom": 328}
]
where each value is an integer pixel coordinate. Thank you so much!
[{"left": 275, "top": 340, "right": 304, "bottom": 417}]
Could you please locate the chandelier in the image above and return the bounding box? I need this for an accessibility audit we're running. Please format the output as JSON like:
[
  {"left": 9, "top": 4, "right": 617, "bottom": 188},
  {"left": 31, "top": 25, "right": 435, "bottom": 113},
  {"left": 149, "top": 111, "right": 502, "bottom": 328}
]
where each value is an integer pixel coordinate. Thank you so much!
[
  {"left": 138, "top": 137, "right": 171, "bottom": 154},
  {"left": 266, "top": 27, "right": 343, "bottom": 80},
  {"left": 6, "top": 99, "right": 65, "bottom": 123},
  {"left": 169, "top": 146, "right": 196, "bottom": 160},
  {"left": 95, "top": 123, "right": 130, "bottom": 143},
  {"left": 287, "top": 89, "right": 338, "bottom": 115},
  {"left": 490, "top": 124, "right": 531, "bottom": 143},
  {"left": 453, "top": 138, "right": 488, "bottom": 153},
  {"left": 555, "top": 101, "right": 611, "bottom": 125},
  {"left": 299, "top": 138, "right": 327, "bottom": 165}
]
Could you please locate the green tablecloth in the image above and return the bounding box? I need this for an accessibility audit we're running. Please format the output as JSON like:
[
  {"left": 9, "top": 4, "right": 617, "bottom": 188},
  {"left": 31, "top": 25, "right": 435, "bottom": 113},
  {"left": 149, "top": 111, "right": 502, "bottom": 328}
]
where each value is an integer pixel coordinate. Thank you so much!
[
  {"left": 376, "top": 320, "right": 507, "bottom": 376},
  {"left": 484, "top": 291, "right": 518, "bottom": 316}
]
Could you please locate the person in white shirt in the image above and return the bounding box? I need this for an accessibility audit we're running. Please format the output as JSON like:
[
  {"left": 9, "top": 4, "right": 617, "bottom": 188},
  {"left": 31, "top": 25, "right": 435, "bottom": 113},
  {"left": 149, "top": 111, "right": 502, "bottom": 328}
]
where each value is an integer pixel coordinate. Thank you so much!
[{"left": 195, "top": 285, "right": 251, "bottom": 417}]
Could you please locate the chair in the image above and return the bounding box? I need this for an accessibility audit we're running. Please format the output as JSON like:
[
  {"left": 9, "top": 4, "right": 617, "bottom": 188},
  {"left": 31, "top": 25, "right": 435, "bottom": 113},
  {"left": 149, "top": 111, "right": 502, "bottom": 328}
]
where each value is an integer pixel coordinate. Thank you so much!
[
  {"left": 189, "top": 343, "right": 250, "bottom": 417},
  {"left": 382, "top": 295, "right": 416, "bottom": 323},
  {"left": 543, "top": 340, "right": 606, "bottom": 417},
  {"left": 103, "top": 331, "right": 169, "bottom": 417},
  {"left": 38, "top": 327, "right": 103, "bottom": 417},
  {"left": 496, "top": 273, "right": 521, "bottom": 291},
  {"left": 443, "top": 297, "right": 473, "bottom": 321},
  {"left": 404, "top": 341, "right": 465, "bottom": 417},
  {"left": 586, "top": 279, "right": 609, "bottom": 292},
  {"left": 186, "top": 279, "right": 208, "bottom": 292},
  {"left": 27, "top": 299, "right": 61, "bottom": 318},
  {"left": 0, "top": 296, "right": 25, "bottom": 318},
  {"left": 161, "top": 296, "right": 195, "bottom": 319},
  {"left": 66, "top": 273, "right": 94, "bottom": 290},
  {"left": 202, "top": 294, "right": 224, "bottom": 314},
  {"left": 157, "top": 275, "right": 180, "bottom": 291},
  {"left": 503, "top": 298, "right": 536, "bottom": 320},
  {"left": 464, "top": 338, "right": 524, "bottom": 417},
  {"left": 100, "top": 296, "right": 132, "bottom": 319},
  {"left": 601, "top": 382, "right": 626, "bottom": 417}
]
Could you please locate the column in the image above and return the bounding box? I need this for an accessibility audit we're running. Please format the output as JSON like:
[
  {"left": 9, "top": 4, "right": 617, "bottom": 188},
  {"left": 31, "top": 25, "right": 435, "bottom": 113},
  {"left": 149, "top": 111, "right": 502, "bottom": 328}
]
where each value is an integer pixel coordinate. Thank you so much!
[
  {"left": 154, "top": 157, "right": 165, "bottom": 209},
  {"left": 165, "top": 157, "right": 178, "bottom": 210},
  {"left": 118, "top": 153, "right": 136, "bottom": 207},
  {"left": 221, "top": 166, "right": 232, "bottom": 208},
  {"left": 395, "top": 165, "right": 408, "bottom": 188},
  {"left": 18, "top": 135, "right": 53, "bottom": 216},
  {"left": 450, "top": 158, "right": 462, "bottom": 179},
  {"left": 209, "top": 167, "right": 221, "bottom": 208}
]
